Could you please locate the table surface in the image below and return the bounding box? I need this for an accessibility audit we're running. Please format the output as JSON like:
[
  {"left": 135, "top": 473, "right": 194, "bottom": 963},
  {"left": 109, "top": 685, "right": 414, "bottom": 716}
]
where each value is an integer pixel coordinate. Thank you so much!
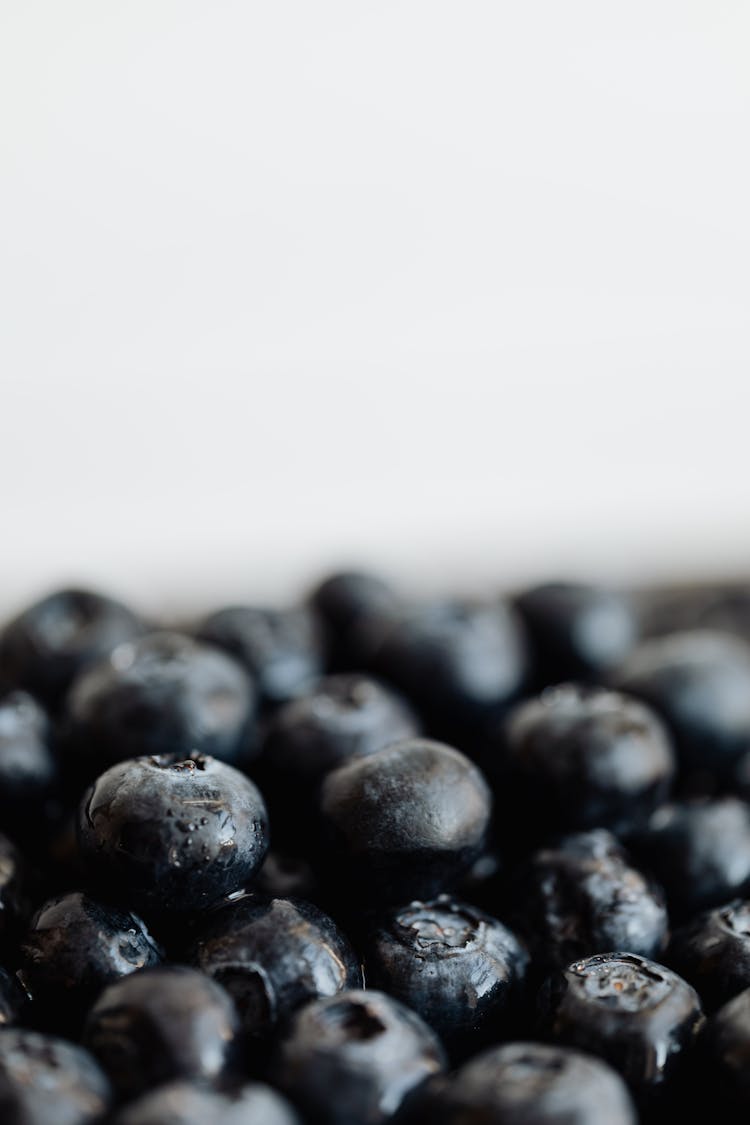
[{"left": 2, "top": 3, "right": 749, "bottom": 617}]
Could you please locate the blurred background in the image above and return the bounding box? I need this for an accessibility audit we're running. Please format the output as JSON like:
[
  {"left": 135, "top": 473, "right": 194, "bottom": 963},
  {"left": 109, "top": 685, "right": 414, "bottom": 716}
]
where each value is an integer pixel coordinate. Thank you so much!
[{"left": 1, "top": 1, "right": 749, "bottom": 616}]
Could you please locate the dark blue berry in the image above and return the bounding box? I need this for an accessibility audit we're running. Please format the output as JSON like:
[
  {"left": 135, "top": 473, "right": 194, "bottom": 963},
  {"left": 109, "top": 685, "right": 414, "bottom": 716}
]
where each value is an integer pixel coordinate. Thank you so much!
[
  {"left": 632, "top": 798, "right": 750, "bottom": 919},
  {"left": 703, "top": 986, "right": 750, "bottom": 1111},
  {"left": 196, "top": 605, "right": 322, "bottom": 709},
  {"left": 271, "top": 989, "right": 445, "bottom": 1125},
  {"left": 0, "top": 1029, "right": 111, "bottom": 1124},
  {"left": 0, "top": 587, "right": 141, "bottom": 710},
  {"left": 77, "top": 753, "right": 268, "bottom": 913},
  {"left": 189, "top": 893, "right": 362, "bottom": 1037},
  {"left": 0, "top": 833, "right": 29, "bottom": 955},
  {"left": 319, "top": 738, "right": 492, "bottom": 902},
  {"left": 539, "top": 953, "right": 704, "bottom": 1100},
  {"left": 410, "top": 1041, "right": 637, "bottom": 1124},
  {"left": 362, "top": 894, "right": 528, "bottom": 1053},
  {"left": 514, "top": 830, "right": 668, "bottom": 973},
  {"left": 0, "top": 692, "right": 59, "bottom": 843},
  {"left": 65, "top": 632, "right": 257, "bottom": 776},
  {"left": 84, "top": 964, "right": 238, "bottom": 1100},
  {"left": 310, "top": 570, "right": 401, "bottom": 672},
  {"left": 668, "top": 900, "right": 750, "bottom": 1013},
  {"left": 612, "top": 630, "right": 750, "bottom": 775},
  {"left": 498, "top": 685, "right": 674, "bottom": 843},
  {"left": 0, "top": 966, "right": 27, "bottom": 1026},
  {"left": 112, "top": 1080, "right": 303, "bottom": 1125},
  {"left": 19, "top": 891, "right": 163, "bottom": 1026}
]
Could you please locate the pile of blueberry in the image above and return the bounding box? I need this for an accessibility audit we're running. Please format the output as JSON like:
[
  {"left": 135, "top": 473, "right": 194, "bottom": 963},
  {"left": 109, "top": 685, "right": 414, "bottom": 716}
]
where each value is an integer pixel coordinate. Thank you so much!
[{"left": 4, "top": 576, "right": 750, "bottom": 1122}]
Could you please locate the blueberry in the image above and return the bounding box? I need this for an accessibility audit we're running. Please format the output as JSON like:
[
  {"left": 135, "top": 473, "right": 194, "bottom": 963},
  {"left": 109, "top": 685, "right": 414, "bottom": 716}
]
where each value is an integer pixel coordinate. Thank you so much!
[
  {"left": 0, "top": 832, "right": 30, "bottom": 955},
  {"left": 19, "top": 892, "right": 163, "bottom": 1027},
  {"left": 637, "top": 582, "right": 750, "bottom": 642},
  {"left": 539, "top": 953, "right": 703, "bottom": 1099},
  {"left": 373, "top": 599, "right": 528, "bottom": 731},
  {"left": 362, "top": 894, "right": 528, "bottom": 1053},
  {"left": 310, "top": 570, "right": 402, "bottom": 671},
  {"left": 319, "top": 738, "right": 492, "bottom": 902},
  {"left": 271, "top": 989, "right": 445, "bottom": 1125},
  {"left": 112, "top": 1080, "right": 303, "bottom": 1125},
  {"left": 0, "top": 691, "right": 59, "bottom": 843},
  {"left": 196, "top": 605, "right": 322, "bottom": 709},
  {"left": 0, "top": 966, "right": 27, "bottom": 1026},
  {"left": 189, "top": 893, "right": 362, "bottom": 1038},
  {"left": 65, "top": 632, "right": 257, "bottom": 777},
  {"left": 77, "top": 753, "right": 268, "bottom": 913},
  {"left": 0, "top": 588, "right": 141, "bottom": 710},
  {"left": 632, "top": 798, "right": 750, "bottom": 919},
  {"left": 514, "top": 830, "right": 668, "bottom": 973},
  {"left": 0, "top": 1029, "right": 111, "bottom": 1125},
  {"left": 84, "top": 964, "right": 239, "bottom": 1100},
  {"left": 703, "top": 987, "right": 750, "bottom": 1110},
  {"left": 410, "top": 1041, "right": 637, "bottom": 1125},
  {"left": 498, "top": 685, "right": 674, "bottom": 843},
  {"left": 668, "top": 901, "right": 750, "bottom": 1013},
  {"left": 514, "top": 581, "right": 637, "bottom": 686},
  {"left": 611, "top": 630, "right": 750, "bottom": 775},
  {"left": 262, "top": 674, "right": 419, "bottom": 786}
]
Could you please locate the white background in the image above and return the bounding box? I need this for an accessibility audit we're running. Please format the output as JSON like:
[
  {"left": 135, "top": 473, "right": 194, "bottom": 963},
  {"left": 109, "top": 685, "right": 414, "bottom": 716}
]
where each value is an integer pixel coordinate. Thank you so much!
[{"left": 1, "top": 2, "right": 749, "bottom": 616}]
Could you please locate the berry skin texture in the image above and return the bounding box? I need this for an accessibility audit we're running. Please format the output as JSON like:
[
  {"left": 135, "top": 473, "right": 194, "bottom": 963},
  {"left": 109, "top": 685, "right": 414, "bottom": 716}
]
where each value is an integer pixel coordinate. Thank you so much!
[
  {"left": 189, "top": 893, "right": 362, "bottom": 1037},
  {"left": 515, "top": 581, "right": 638, "bottom": 686},
  {"left": 539, "top": 953, "right": 704, "bottom": 1100},
  {"left": 196, "top": 605, "right": 323, "bottom": 709},
  {"left": 373, "top": 599, "right": 528, "bottom": 730},
  {"left": 362, "top": 895, "right": 528, "bottom": 1053},
  {"left": 262, "top": 674, "right": 419, "bottom": 786},
  {"left": 632, "top": 798, "right": 750, "bottom": 920},
  {"left": 499, "top": 685, "right": 674, "bottom": 842},
  {"left": 0, "top": 691, "right": 58, "bottom": 841},
  {"left": 515, "top": 830, "right": 668, "bottom": 973},
  {"left": 611, "top": 630, "right": 750, "bottom": 774},
  {"left": 410, "top": 1041, "right": 637, "bottom": 1125},
  {"left": 0, "top": 587, "right": 142, "bottom": 710},
  {"left": 271, "top": 989, "right": 446, "bottom": 1125},
  {"left": 703, "top": 987, "right": 750, "bottom": 1110},
  {"left": 668, "top": 900, "right": 750, "bottom": 1013},
  {"left": 0, "top": 1028, "right": 111, "bottom": 1125},
  {"left": 19, "top": 892, "right": 163, "bottom": 1023},
  {"left": 112, "top": 1080, "right": 303, "bottom": 1125},
  {"left": 77, "top": 753, "right": 269, "bottom": 913},
  {"left": 65, "top": 631, "right": 257, "bottom": 776},
  {"left": 319, "top": 738, "right": 493, "bottom": 902},
  {"left": 83, "top": 965, "right": 239, "bottom": 1100}
]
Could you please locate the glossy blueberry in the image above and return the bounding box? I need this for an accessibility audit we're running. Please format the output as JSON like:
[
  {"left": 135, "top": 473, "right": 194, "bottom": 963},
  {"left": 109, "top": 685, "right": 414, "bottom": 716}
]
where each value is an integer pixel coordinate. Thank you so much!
[
  {"left": 669, "top": 900, "right": 750, "bottom": 1013},
  {"left": 189, "top": 893, "right": 362, "bottom": 1037},
  {"left": 373, "top": 598, "right": 528, "bottom": 730},
  {"left": 0, "top": 1029, "right": 111, "bottom": 1125},
  {"left": 362, "top": 894, "right": 528, "bottom": 1052},
  {"left": 112, "top": 1080, "right": 303, "bottom": 1125},
  {"left": 540, "top": 953, "right": 703, "bottom": 1099},
  {"left": 310, "top": 570, "right": 402, "bottom": 671},
  {"left": 271, "top": 989, "right": 445, "bottom": 1125},
  {"left": 0, "top": 832, "right": 30, "bottom": 954},
  {"left": 703, "top": 987, "right": 750, "bottom": 1110},
  {"left": 319, "top": 738, "right": 492, "bottom": 902},
  {"left": 515, "top": 830, "right": 668, "bottom": 973},
  {"left": 612, "top": 630, "right": 750, "bottom": 773},
  {"left": 0, "top": 587, "right": 141, "bottom": 710},
  {"left": 514, "top": 581, "right": 637, "bottom": 685},
  {"left": 65, "top": 632, "right": 257, "bottom": 776},
  {"left": 196, "top": 605, "right": 322, "bottom": 709},
  {"left": 77, "top": 753, "right": 269, "bottom": 913},
  {"left": 262, "top": 674, "right": 419, "bottom": 786},
  {"left": 84, "top": 964, "right": 239, "bottom": 1099},
  {"left": 0, "top": 966, "right": 27, "bottom": 1026},
  {"left": 632, "top": 798, "right": 750, "bottom": 919},
  {"left": 499, "top": 685, "right": 674, "bottom": 842},
  {"left": 20, "top": 892, "right": 163, "bottom": 1023},
  {"left": 411, "top": 1041, "right": 637, "bottom": 1125},
  {"left": 0, "top": 691, "right": 58, "bottom": 841}
]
